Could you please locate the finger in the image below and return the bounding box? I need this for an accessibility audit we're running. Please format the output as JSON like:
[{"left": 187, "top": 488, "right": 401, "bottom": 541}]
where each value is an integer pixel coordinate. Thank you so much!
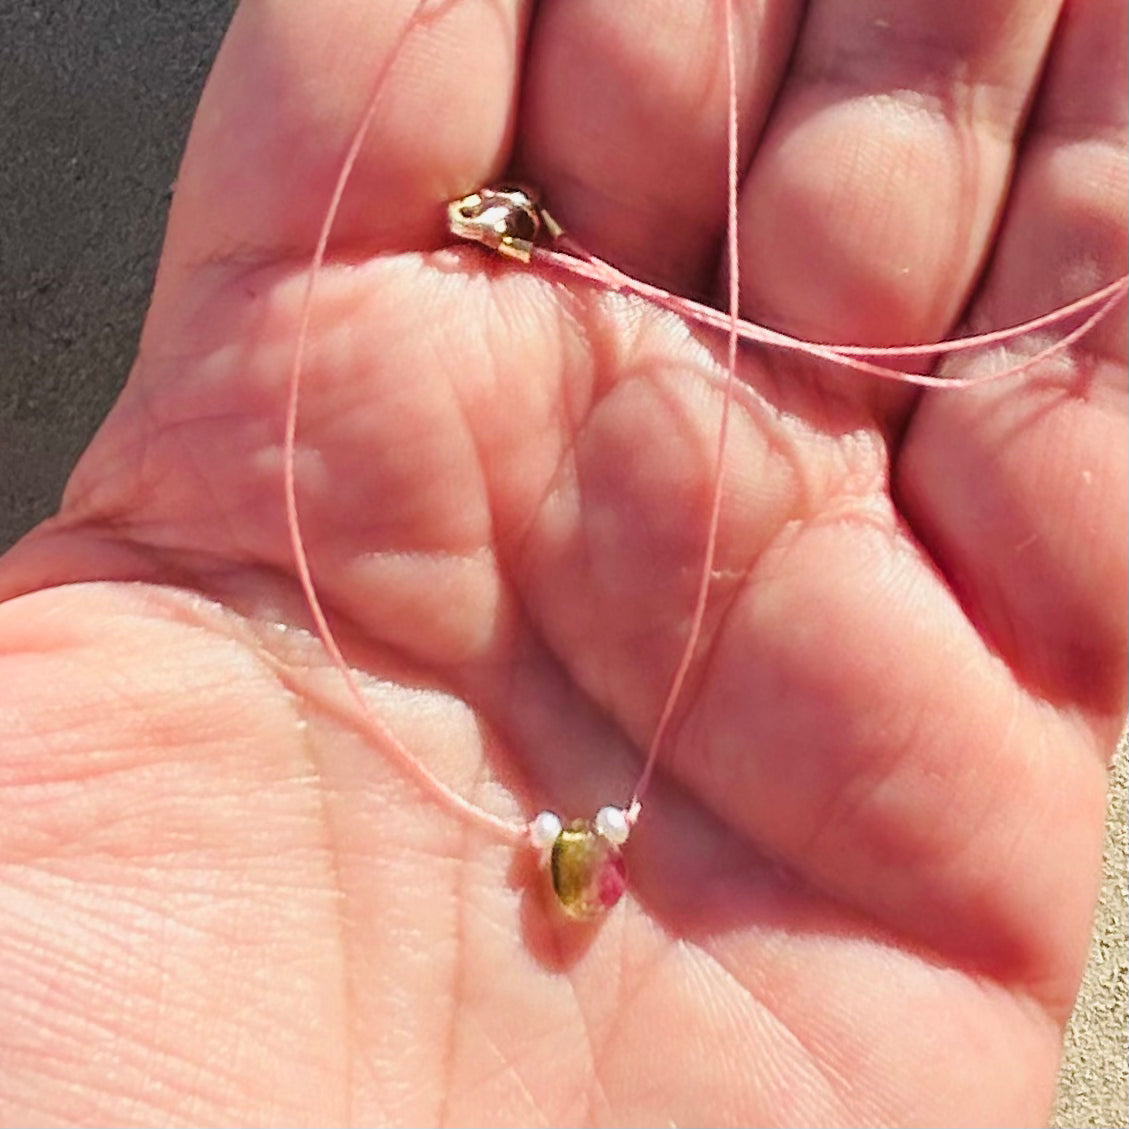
[
  {"left": 734, "top": 0, "right": 1062, "bottom": 344},
  {"left": 896, "top": 0, "right": 1129, "bottom": 722},
  {"left": 160, "top": 0, "right": 529, "bottom": 278},
  {"left": 518, "top": 0, "right": 803, "bottom": 298}
]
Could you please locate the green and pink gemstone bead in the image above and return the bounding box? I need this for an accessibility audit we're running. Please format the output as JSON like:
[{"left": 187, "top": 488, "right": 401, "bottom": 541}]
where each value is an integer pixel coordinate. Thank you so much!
[{"left": 529, "top": 807, "right": 631, "bottom": 919}]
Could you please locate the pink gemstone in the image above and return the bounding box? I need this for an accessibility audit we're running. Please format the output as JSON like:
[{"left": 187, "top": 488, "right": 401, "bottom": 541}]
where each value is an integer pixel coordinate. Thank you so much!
[{"left": 550, "top": 820, "right": 628, "bottom": 919}]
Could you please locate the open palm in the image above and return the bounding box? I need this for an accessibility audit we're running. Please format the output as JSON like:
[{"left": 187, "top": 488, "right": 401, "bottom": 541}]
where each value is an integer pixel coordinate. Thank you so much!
[{"left": 1, "top": 2, "right": 1125, "bottom": 1125}]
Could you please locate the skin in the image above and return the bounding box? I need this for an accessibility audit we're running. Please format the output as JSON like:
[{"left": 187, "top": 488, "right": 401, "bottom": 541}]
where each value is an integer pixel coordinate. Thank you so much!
[{"left": 0, "top": 0, "right": 1125, "bottom": 1124}]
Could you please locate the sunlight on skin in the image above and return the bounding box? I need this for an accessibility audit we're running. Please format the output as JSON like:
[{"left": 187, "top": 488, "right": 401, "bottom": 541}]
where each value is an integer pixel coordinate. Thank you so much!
[{"left": 0, "top": 0, "right": 1124, "bottom": 1124}]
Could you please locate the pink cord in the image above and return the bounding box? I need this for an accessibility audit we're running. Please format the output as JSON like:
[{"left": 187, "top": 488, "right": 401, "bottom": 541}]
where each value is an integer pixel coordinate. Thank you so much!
[
  {"left": 283, "top": 12, "right": 525, "bottom": 845},
  {"left": 533, "top": 245, "right": 1128, "bottom": 389},
  {"left": 628, "top": 0, "right": 743, "bottom": 818}
]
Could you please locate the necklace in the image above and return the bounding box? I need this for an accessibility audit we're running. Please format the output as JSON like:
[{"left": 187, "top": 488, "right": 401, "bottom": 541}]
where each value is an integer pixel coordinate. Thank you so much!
[{"left": 281, "top": 0, "right": 1128, "bottom": 922}]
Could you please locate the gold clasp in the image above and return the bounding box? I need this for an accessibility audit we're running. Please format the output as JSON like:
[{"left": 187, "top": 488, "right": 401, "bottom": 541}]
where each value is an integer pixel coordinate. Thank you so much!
[{"left": 446, "top": 184, "right": 563, "bottom": 263}]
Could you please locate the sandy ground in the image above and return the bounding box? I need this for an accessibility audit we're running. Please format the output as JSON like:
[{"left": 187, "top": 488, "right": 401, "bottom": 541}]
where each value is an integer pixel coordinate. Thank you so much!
[
  {"left": 1, "top": 3, "right": 1124, "bottom": 1125},
  {"left": 1053, "top": 738, "right": 1128, "bottom": 1129}
]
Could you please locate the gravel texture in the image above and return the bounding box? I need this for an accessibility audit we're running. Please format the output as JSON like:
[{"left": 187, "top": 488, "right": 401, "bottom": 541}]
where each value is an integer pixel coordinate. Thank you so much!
[{"left": 0, "top": 0, "right": 233, "bottom": 547}]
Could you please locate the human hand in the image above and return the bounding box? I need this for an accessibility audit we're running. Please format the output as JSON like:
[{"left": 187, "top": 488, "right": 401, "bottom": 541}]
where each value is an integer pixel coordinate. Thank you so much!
[{"left": 0, "top": 1, "right": 1124, "bottom": 1124}]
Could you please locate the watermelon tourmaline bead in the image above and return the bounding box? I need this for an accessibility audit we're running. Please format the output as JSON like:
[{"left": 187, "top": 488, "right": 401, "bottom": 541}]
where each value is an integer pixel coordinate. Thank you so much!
[{"left": 549, "top": 819, "right": 628, "bottom": 919}]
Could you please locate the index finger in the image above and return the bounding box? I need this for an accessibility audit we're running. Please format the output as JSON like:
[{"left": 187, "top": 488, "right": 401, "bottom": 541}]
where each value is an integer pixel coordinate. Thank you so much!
[{"left": 158, "top": 0, "right": 527, "bottom": 283}]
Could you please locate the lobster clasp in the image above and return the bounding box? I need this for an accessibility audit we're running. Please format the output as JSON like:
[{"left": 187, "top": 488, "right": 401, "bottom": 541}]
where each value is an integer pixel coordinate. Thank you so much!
[{"left": 447, "top": 184, "right": 563, "bottom": 263}]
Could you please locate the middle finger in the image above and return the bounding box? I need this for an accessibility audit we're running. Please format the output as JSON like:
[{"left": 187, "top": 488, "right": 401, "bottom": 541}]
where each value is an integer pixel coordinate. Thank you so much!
[{"left": 518, "top": 0, "right": 804, "bottom": 299}]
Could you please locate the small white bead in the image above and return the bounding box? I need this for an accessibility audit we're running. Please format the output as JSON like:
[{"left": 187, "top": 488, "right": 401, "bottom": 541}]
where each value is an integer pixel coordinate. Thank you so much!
[
  {"left": 529, "top": 810, "right": 563, "bottom": 851},
  {"left": 595, "top": 805, "right": 630, "bottom": 845}
]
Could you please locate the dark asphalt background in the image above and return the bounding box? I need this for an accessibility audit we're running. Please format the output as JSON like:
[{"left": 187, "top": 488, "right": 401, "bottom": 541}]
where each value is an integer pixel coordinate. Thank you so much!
[
  {"left": 0, "top": 0, "right": 234, "bottom": 550},
  {"left": 0, "top": 4, "right": 1120, "bottom": 1125}
]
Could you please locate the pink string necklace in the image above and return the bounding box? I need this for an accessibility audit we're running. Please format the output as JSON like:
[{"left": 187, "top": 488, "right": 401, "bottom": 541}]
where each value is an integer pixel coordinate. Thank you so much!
[{"left": 282, "top": 0, "right": 1128, "bottom": 920}]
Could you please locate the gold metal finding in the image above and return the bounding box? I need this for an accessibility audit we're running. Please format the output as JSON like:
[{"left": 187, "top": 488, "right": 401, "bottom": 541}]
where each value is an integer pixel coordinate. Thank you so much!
[{"left": 446, "top": 184, "right": 563, "bottom": 263}]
